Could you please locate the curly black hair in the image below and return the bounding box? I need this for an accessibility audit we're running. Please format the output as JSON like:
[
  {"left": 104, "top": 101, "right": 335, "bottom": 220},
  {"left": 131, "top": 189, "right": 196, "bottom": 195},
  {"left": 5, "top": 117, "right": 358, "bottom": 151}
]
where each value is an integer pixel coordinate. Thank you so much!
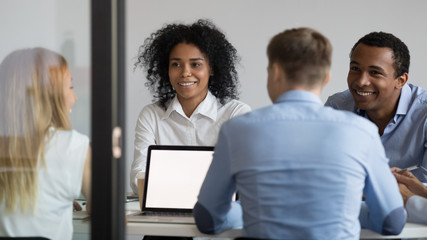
[
  {"left": 135, "top": 19, "right": 241, "bottom": 110},
  {"left": 350, "top": 31, "right": 410, "bottom": 78}
]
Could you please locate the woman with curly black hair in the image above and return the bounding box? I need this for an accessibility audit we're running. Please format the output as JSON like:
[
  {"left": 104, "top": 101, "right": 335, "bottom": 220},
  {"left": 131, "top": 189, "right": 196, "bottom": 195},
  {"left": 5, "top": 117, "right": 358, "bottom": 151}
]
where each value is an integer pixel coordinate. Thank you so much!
[{"left": 130, "top": 19, "right": 251, "bottom": 194}]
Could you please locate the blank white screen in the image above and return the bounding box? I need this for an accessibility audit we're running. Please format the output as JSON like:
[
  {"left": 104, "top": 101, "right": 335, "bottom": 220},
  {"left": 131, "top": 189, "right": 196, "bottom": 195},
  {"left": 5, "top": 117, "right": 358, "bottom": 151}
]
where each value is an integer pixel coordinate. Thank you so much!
[{"left": 145, "top": 149, "right": 213, "bottom": 209}]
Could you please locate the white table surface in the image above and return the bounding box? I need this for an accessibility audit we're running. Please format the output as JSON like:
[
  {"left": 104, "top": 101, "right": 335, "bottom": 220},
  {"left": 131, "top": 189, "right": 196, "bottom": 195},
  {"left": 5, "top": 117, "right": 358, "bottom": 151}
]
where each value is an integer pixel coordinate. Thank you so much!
[{"left": 73, "top": 201, "right": 427, "bottom": 239}]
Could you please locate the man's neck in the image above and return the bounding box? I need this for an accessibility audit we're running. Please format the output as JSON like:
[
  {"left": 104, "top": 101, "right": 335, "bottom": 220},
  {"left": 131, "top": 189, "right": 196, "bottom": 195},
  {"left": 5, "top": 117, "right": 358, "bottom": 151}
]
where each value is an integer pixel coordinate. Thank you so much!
[
  {"left": 366, "top": 96, "right": 400, "bottom": 136},
  {"left": 367, "top": 110, "right": 396, "bottom": 136},
  {"left": 285, "top": 85, "right": 322, "bottom": 97}
]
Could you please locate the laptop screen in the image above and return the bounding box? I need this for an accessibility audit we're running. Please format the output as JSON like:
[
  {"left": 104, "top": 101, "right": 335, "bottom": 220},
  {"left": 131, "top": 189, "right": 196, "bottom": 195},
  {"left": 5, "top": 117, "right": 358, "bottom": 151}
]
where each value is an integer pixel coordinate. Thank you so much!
[{"left": 143, "top": 145, "right": 214, "bottom": 212}]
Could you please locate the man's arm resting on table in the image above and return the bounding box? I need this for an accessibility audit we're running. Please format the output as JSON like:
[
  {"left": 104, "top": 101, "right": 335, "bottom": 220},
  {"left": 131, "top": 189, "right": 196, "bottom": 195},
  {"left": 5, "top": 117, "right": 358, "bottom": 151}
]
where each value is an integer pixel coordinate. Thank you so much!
[
  {"left": 193, "top": 201, "right": 243, "bottom": 234},
  {"left": 359, "top": 202, "right": 406, "bottom": 235},
  {"left": 360, "top": 134, "right": 407, "bottom": 235}
]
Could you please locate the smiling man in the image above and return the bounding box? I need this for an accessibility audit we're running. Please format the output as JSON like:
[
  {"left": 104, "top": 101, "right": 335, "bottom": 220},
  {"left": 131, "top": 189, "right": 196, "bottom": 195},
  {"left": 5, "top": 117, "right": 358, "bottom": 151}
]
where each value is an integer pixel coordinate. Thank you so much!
[{"left": 325, "top": 32, "right": 427, "bottom": 182}]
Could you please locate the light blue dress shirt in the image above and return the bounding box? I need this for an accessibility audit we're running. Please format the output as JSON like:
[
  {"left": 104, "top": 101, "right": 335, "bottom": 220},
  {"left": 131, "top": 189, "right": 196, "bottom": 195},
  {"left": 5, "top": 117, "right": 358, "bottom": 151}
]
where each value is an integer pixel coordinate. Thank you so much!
[
  {"left": 325, "top": 83, "right": 427, "bottom": 182},
  {"left": 194, "top": 90, "right": 406, "bottom": 239}
]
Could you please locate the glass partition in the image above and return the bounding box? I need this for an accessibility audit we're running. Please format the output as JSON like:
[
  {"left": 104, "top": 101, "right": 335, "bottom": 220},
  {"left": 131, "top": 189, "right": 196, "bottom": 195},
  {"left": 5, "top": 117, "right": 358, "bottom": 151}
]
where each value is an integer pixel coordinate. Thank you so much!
[{"left": 0, "top": 0, "right": 92, "bottom": 239}]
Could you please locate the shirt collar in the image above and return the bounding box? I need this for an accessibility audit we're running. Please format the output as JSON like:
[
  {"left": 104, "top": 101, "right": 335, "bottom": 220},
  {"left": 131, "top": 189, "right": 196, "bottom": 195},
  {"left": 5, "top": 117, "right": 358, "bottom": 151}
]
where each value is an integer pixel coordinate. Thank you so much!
[
  {"left": 161, "top": 91, "right": 218, "bottom": 121},
  {"left": 355, "top": 84, "right": 411, "bottom": 120},
  {"left": 395, "top": 84, "right": 411, "bottom": 116},
  {"left": 275, "top": 90, "right": 323, "bottom": 105}
]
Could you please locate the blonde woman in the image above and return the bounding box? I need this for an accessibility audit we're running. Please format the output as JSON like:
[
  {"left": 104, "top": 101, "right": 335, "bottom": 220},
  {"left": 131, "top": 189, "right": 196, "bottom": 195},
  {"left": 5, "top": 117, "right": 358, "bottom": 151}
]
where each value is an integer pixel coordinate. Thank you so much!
[{"left": 0, "top": 48, "right": 91, "bottom": 239}]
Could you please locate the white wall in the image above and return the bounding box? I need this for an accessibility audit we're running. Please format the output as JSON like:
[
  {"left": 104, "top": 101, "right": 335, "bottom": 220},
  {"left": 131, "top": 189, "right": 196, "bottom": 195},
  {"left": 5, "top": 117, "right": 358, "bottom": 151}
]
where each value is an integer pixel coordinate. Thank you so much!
[{"left": 125, "top": 0, "right": 427, "bottom": 192}]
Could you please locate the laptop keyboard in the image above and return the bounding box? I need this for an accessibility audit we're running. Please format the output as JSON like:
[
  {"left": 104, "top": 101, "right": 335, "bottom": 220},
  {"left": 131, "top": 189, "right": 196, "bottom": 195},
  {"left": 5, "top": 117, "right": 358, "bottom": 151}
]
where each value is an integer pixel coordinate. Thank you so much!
[{"left": 143, "top": 211, "right": 193, "bottom": 217}]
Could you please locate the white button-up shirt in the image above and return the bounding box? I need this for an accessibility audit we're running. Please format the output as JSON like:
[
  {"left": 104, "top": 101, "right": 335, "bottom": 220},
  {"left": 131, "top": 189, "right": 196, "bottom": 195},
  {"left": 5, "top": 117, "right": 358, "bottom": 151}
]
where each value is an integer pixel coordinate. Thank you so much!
[{"left": 130, "top": 91, "right": 251, "bottom": 193}]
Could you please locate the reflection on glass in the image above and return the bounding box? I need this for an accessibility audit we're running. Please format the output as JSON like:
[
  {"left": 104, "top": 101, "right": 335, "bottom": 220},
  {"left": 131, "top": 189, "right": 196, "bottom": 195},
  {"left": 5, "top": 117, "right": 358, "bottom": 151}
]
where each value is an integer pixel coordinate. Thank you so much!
[{"left": 0, "top": 48, "right": 91, "bottom": 239}]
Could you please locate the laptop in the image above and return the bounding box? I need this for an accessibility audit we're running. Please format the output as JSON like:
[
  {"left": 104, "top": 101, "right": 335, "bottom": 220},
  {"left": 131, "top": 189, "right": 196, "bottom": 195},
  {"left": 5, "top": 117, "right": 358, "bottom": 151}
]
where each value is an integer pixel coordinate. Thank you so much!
[{"left": 127, "top": 145, "right": 215, "bottom": 223}]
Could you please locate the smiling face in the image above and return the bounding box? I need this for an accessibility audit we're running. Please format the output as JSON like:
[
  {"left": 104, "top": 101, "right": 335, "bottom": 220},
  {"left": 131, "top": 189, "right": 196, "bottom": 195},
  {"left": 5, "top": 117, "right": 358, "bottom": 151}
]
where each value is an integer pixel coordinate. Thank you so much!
[
  {"left": 168, "top": 43, "right": 212, "bottom": 107},
  {"left": 347, "top": 43, "right": 406, "bottom": 117}
]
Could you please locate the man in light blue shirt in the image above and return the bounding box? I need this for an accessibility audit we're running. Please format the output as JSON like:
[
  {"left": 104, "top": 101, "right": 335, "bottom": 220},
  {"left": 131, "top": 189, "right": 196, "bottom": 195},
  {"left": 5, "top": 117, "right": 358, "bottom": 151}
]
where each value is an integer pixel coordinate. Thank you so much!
[
  {"left": 194, "top": 28, "right": 406, "bottom": 239},
  {"left": 325, "top": 32, "right": 427, "bottom": 183}
]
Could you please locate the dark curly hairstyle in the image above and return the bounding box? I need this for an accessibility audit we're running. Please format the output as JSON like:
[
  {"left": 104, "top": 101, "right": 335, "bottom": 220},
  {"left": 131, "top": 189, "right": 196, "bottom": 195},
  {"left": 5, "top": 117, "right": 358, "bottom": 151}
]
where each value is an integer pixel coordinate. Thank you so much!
[
  {"left": 135, "top": 19, "right": 240, "bottom": 110},
  {"left": 350, "top": 31, "right": 410, "bottom": 78}
]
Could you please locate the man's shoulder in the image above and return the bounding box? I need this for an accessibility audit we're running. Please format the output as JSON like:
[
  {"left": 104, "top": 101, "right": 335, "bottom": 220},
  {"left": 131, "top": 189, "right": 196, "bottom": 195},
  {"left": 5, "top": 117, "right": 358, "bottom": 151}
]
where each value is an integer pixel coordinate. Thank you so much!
[
  {"left": 221, "top": 104, "right": 269, "bottom": 128},
  {"left": 325, "top": 89, "right": 355, "bottom": 111},
  {"left": 402, "top": 84, "right": 427, "bottom": 121},
  {"left": 225, "top": 102, "right": 377, "bottom": 136},
  {"left": 407, "top": 83, "right": 427, "bottom": 103},
  {"left": 322, "top": 105, "right": 378, "bottom": 134}
]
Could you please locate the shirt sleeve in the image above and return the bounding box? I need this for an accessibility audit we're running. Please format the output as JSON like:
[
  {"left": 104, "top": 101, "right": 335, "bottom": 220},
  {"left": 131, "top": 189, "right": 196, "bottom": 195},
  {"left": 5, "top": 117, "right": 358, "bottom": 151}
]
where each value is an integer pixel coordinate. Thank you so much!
[
  {"left": 230, "top": 101, "right": 251, "bottom": 118},
  {"left": 406, "top": 195, "right": 427, "bottom": 224},
  {"left": 417, "top": 124, "right": 427, "bottom": 182},
  {"left": 359, "top": 135, "right": 407, "bottom": 235},
  {"left": 130, "top": 106, "right": 157, "bottom": 194},
  {"left": 193, "top": 124, "right": 243, "bottom": 234},
  {"left": 410, "top": 118, "right": 427, "bottom": 183}
]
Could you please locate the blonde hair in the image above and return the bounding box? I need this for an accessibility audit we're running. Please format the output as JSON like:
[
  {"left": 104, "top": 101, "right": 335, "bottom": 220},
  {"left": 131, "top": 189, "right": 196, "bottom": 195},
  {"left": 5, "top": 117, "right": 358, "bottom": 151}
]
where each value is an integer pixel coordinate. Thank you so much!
[{"left": 0, "top": 48, "right": 71, "bottom": 212}]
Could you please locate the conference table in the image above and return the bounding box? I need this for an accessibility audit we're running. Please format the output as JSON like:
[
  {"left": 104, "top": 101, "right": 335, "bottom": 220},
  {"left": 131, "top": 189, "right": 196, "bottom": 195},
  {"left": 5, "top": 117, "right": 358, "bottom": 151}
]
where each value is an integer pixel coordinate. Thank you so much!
[{"left": 72, "top": 201, "right": 427, "bottom": 239}]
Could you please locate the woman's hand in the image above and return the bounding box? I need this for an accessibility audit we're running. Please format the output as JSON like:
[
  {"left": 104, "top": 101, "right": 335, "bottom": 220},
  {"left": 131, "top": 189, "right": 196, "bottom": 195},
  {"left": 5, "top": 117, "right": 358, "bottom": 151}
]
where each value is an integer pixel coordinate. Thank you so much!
[{"left": 73, "top": 200, "right": 82, "bottom": 211}]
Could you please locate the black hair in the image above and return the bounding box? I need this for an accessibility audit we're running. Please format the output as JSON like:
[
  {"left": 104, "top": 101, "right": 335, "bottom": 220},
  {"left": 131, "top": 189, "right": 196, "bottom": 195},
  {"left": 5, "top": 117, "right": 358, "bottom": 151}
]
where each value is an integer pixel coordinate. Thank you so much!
[
  {"left": 350, "top": 32, "right": 410, "bottom": 78},
  {"left": 135, "top": 19, "right": 240, "bottom": 109}
]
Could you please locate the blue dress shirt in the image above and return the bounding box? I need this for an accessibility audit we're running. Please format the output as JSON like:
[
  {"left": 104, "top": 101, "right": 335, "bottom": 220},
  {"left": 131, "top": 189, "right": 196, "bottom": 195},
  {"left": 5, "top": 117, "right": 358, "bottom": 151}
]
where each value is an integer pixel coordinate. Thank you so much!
[
  {"left": 325, "top": 83, "right": 427, "bottom": 182},
  {"left": 194, "top": 90, "right": 406, "bottom": 239}
]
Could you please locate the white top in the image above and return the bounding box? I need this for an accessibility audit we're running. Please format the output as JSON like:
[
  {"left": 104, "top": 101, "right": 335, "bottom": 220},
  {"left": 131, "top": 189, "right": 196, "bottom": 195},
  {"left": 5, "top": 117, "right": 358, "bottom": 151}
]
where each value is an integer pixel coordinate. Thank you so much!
[
  {"left": 0, "top": 129, "right": 89, "bottom": 240},
  {"left": 406, "top": 195, "right": 427, "bottom": 224},
  {"left": 130, "top": 91, "right": 251, "bottom": 193}
]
